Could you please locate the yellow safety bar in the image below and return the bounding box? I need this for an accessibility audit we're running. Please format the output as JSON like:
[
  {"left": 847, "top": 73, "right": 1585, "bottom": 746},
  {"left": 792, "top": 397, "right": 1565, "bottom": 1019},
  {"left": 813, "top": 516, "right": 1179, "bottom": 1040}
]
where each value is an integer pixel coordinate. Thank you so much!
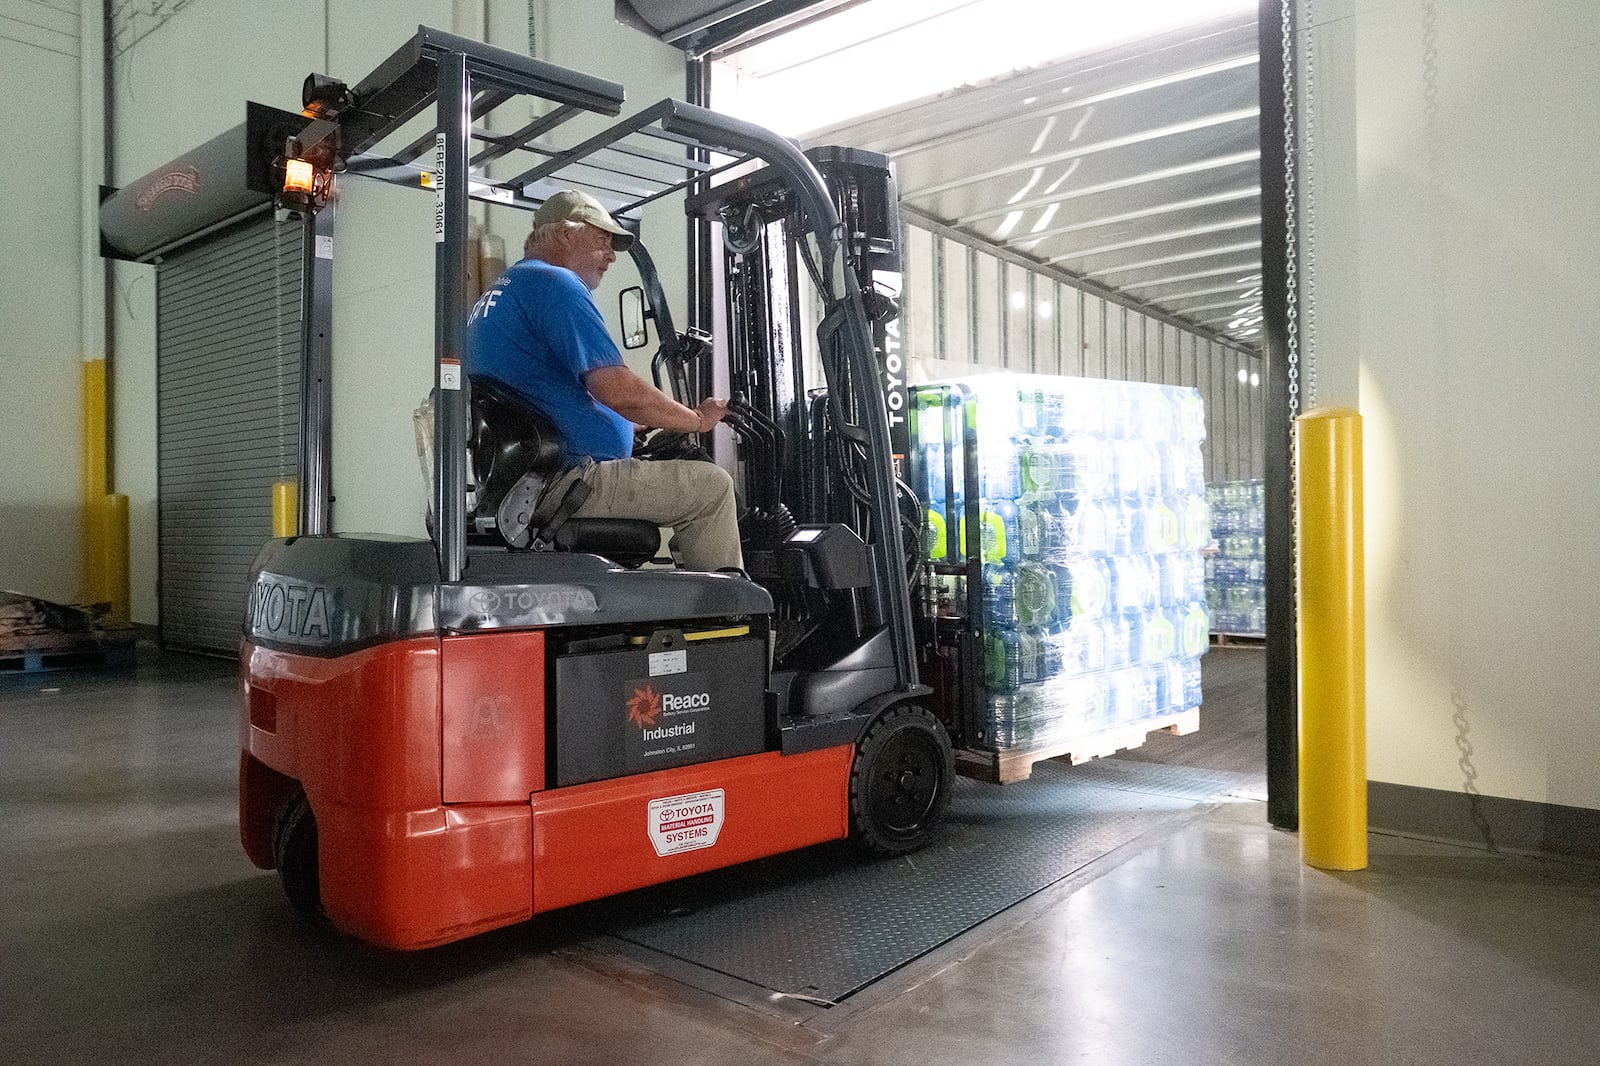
[
  {"left": 82, "top": 358, "right": 130, "bottom": 619},
  {"left": 272, "top": 480, "right": 299, "bottom": 539},
  {"left": 1296, "top": 408, "right": 1367, "bottom": 871}
]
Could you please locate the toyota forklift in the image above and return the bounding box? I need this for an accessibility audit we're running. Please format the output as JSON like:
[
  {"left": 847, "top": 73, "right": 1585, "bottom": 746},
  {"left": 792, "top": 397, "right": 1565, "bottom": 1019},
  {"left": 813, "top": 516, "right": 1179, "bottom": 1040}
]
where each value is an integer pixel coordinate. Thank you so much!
[{"left": 236, "top": 27, "right": 992, "bottom": 950}]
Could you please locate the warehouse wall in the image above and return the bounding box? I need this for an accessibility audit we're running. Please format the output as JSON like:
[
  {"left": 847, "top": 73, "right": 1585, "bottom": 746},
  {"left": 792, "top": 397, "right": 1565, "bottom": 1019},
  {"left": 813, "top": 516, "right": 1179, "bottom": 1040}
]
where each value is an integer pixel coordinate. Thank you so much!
[
  {"left": 93, "top": 1, "right": 686, "bottom": 618},
  {"left": 0, "top": 1, "right": 86, "bottom": 606},
  {"left": 1306, "top": 0, "right": 1600, "bottom": 812}
]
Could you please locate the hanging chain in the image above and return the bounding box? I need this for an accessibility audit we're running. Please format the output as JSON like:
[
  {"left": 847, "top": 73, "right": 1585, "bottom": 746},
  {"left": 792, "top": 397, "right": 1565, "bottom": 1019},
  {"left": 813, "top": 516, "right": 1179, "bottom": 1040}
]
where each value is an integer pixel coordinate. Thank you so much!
[
  {"left": 1281, "top": 0, "right": 1300, "bottom": 425},
  {"left": 1300, "top": 0, "right": 1318, "bottom": 410},
  {"left": 1280, "top": 0, "right": 1303, "bottom": 610}
]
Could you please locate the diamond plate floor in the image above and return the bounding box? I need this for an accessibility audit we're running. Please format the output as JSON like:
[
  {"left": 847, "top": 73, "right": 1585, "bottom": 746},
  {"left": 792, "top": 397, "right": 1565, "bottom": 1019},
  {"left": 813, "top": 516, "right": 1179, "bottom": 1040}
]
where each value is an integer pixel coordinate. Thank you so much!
[{"left": 586, "top": 759, "right": 1246, "bottom": 1003}]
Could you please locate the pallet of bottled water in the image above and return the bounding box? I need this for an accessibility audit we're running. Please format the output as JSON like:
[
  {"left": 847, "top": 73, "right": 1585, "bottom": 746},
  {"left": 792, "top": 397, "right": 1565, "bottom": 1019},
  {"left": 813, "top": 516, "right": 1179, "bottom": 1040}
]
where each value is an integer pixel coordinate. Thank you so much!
[
  {"left": 912, "top": 373, "right": 1212, "bottom": 776},
  {"left": 1206, "top": 480, "right": 1266, "bottom": 639}
]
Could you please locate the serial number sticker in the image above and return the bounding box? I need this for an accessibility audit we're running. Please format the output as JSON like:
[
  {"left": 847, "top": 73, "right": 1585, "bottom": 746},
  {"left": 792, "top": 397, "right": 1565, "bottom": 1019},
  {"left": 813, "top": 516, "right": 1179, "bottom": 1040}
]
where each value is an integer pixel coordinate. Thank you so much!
[
  {"left": 647, "top": 788, "right": 724, "bottom": 857},
  {"left": 649, "top": 649, "right": 687, "bottom": 677},
  {"left": 432, "top": 133, "right": 446, "bottom": 243}
]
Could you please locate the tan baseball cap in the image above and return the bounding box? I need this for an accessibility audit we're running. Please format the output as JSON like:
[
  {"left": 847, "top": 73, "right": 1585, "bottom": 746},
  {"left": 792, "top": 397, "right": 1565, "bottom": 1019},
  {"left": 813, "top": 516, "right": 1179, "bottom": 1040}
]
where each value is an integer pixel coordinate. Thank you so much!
[{"left": 533, "top": 189, "right": 635, "bottom": 251}]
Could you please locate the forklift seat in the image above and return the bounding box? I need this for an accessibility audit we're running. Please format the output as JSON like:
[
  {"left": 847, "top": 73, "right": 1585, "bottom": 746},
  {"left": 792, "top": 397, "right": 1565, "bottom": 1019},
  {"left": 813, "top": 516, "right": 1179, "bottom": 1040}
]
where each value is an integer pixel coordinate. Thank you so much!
[{"left": 467, "top": 375, "right": 660, "bottom": 566}]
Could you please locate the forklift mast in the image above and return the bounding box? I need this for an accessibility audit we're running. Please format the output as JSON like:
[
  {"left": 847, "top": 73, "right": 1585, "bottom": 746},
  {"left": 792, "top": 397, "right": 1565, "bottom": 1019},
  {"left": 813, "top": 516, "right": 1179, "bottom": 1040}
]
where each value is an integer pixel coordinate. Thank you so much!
[{"left": 242, "top": 25, "right": 923, "bottom": 695}]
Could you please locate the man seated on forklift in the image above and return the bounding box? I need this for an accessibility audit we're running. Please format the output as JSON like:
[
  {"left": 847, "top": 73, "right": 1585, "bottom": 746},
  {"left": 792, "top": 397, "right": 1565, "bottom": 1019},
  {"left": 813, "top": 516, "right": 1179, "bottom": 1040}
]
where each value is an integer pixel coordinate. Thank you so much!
[{"left": 466, "top": 189, "right": 743, "bottom": 572}]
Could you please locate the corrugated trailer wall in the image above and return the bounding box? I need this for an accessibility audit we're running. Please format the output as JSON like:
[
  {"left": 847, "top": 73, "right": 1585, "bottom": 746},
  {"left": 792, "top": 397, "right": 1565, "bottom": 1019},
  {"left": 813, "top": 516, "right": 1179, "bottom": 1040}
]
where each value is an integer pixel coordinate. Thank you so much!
[{"left": 901, "top": 222, "right": 1265, "bottom": 485}]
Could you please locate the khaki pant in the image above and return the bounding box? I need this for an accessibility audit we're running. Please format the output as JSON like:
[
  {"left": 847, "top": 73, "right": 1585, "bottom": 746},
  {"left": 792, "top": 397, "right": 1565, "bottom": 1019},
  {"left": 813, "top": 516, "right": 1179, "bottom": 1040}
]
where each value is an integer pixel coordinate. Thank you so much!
[{"left": 549, "top": 458, "right": 743, "bottom": 572}]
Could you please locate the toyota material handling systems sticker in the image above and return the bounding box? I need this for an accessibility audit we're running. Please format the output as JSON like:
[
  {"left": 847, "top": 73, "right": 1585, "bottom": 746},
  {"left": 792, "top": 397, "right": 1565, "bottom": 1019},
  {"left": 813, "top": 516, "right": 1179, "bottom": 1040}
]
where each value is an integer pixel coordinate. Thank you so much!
[{"left": 647, "top": 788, "right": 724, "bottom": 857}]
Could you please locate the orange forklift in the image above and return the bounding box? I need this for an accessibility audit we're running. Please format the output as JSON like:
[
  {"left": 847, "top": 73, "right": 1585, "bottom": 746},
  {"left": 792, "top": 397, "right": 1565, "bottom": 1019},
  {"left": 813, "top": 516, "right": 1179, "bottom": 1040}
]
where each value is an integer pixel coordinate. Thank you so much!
[{"left": 235, "top": 28, "right": 998, "bottom": 950}]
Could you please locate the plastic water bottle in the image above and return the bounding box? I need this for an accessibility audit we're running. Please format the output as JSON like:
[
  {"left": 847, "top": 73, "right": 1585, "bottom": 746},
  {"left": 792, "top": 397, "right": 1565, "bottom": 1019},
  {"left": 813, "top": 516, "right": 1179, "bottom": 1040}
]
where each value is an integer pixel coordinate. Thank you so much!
[
  {"left": 1059, "top": 556, "right": 1110, "bottom": 623},
  {"left": 1019, "top": 497, "right": 1047, "bottom": 560},
  {"left": 1069, "top": 435, "right": 1112, "bottom": 499},
  {"left": 1104, "top": 614, "right": 1133, "bottom": 668},
  {"left": 1182, "top": 494, "right": 1212, "bottom": 551},
  {"left": 1067, "top": 617, "right": 1107, "bottom": 674},
  {"left": 1162, "top": 659, "right": 1187, "bottom": 715},
  {"left": 983, "top": 565, "right": 1017, "bottom": 627},
  {"left": 1107, "top": 499, "right": 1134, "bottom": 556},
  {"left": 1146, "top": 496, "right": 1181, "bottom": 554},
  {"left": 1015, "top": 561, "right": 1057, "bottom": 628},
  {"left": 1037, "top": 627, "right": 1065, "bottom": 678},
  {"left": 1181, "top": 657, "right": 1204, "bottom": 709},
  {"left": 986, "top": 625, "right": 1022, "bottom": 692},
  {"left": 982, "top": 693, "right": 1016, "bottom": 750},
  {"left": 1027, "top": 440, "right": 1073, "bottom": 497},
  {"left": 1042, "top": 386, "right": 1069, "bottom": 439},
  {"left": 1184, "top": 598, "right": 1203, "bottom": 656},
  {"left": 1105, "top": 669, "right": 1136, "bottom": 723},
  {"left": 982, "top": 446, "right": 1022, "bottom": 502},
  {"left": 979, "top": 499, "right": 1022, "bottom": 568},
  {"left": 1140, "top": 607, "right": 1177, "bottom": 664},
  {"left": 1134, "top": 665, "right": 1161, "bottom": 719}
]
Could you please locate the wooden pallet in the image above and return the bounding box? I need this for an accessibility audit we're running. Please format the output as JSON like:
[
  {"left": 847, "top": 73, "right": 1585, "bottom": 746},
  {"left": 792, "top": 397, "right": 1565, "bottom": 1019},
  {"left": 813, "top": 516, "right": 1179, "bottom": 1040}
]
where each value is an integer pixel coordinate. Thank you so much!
[
  {"left": 1211, "top": 632, "right": 1266, "bottom": 648},
  {"left": 0, "top": 644, "right": 137, "bottom": 675},
  {"left": 955, "top": 707, "right": 1200, "bottom": 785},
  {"left": 0, "top": 591, "right": 136, "bottom": 675}
]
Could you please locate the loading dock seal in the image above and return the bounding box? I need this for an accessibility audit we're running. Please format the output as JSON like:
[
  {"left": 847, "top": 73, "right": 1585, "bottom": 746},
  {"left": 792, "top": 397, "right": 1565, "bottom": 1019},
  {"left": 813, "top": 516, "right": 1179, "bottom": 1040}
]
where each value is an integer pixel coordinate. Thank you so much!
[{"left": 647, "top": 789, "right": 724, "bottom": 856}]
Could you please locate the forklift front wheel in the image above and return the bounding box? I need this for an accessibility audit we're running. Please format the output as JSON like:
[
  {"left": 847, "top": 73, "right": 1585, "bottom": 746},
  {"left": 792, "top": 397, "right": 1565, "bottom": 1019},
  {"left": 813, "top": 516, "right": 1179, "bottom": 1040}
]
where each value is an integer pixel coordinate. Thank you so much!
[
  {"left": 274, "top": 793, "right": 330, "bottom": 931},
  {"left": 849, "top": 705, "right": 953, "bottom": 857}
]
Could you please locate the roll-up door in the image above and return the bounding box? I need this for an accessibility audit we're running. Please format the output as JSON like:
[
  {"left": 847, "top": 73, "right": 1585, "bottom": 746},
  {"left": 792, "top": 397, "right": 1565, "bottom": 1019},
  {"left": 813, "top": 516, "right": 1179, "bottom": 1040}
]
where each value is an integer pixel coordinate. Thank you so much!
[{"left": 156, "top": 213, "right": 302, "bottom": 654}]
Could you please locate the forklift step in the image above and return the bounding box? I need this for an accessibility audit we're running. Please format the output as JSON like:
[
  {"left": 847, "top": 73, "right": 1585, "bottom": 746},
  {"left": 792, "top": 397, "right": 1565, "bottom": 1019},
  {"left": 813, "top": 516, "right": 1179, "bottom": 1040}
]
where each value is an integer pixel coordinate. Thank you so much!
[{"left": 954, "top": 707, "right": 1200, "bottom": 785}]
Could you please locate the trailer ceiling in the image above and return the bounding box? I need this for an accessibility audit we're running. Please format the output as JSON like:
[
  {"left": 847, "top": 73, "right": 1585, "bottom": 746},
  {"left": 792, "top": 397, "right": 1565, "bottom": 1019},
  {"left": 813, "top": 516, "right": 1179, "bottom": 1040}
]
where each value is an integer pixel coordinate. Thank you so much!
[{"left": 624, "top": 3, "right": 1263, "bottom": 350}]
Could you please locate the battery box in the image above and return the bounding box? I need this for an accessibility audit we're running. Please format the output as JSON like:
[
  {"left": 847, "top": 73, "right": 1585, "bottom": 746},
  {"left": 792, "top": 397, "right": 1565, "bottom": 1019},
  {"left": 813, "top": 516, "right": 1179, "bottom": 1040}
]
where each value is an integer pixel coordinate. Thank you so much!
[{"left": 553, "top": 630, "right": 769, "bottom": 787}]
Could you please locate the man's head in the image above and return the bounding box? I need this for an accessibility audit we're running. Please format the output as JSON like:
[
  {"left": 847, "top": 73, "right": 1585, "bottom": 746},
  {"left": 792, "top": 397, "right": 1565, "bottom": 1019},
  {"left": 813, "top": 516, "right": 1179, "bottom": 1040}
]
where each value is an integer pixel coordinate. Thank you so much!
[{"left": 523, "top": 190, "right": 636, "bottom": 290}]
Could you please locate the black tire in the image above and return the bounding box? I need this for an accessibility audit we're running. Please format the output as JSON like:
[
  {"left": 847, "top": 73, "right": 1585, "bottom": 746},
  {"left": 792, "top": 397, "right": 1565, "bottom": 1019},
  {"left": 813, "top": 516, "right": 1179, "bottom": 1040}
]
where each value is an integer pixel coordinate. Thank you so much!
[
  {"left": 274, "top": 793, "right": 330, "bottom": 930},
  {"left": 849, "top": 705, "right": 954, "bottom": 857}
]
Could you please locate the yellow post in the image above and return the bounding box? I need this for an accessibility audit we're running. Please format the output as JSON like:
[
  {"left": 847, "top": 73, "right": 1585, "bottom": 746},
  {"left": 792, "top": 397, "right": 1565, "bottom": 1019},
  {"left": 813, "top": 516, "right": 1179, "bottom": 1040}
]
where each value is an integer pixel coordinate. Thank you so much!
[
  {"left": 93, "top": 494, "right": 131, "bottom": 621},
  {"left": 272, "top": 480, "right": 299, "bottom": 539},
  {"left": 1296, "top": 408, "right": 1367, "bottom": 870},
  {"left": 82, "top": 359, "right": 108, "bottom": 602}
]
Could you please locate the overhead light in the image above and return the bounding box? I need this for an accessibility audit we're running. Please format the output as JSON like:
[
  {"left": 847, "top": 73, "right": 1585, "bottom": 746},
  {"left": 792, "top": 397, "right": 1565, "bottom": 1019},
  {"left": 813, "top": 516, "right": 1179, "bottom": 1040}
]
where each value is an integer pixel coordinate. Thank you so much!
[
  {"left": 1250, "top": 372, "right": 1260, "bottom": 386},
  {"left": 1237, "top": 367, "right": 1249, "bottom": 384},
  {"left": 283, "top": 158, "right": 315, "bottom": 196},
  {"left": 1037, "top": 301, "right": 1053, "bottom": 319},
  {"left": 1010, "top": 291, "right": 1027, "bottom": 310}
]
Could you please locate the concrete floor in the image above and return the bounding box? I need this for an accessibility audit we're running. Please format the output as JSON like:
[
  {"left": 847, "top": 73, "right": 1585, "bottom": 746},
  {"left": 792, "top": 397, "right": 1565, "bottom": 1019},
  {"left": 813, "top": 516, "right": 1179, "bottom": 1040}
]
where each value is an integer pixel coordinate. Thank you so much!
[{"left": 4, "top": 649, "right": 1600, "bottom": 1065}]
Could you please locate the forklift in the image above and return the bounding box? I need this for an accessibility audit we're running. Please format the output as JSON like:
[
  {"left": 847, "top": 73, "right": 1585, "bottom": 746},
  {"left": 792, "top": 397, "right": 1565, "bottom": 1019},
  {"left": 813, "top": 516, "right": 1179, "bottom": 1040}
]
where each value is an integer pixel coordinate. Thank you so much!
[{"left": 237, "top": 27, "right": 997, "bottom": 950}]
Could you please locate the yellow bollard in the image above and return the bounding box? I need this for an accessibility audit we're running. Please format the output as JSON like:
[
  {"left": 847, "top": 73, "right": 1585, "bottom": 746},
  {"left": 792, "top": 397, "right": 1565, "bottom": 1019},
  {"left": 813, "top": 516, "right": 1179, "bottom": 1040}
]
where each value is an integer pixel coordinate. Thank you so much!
[
  {"left": 1296, "top": 408, "right": 1367, "bottom": 870},
  {"left": 97, "top": 494, "right": 130, "bottom": 621},
  {"left": 272, "top": 480, "right": 299, "bottom": 539}
]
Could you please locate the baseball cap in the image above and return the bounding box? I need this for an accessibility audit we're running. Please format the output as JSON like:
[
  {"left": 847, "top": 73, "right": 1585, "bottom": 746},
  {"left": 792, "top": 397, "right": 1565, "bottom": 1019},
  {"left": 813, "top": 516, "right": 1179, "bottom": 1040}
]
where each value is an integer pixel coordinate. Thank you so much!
[{"left": 533, "top": 189, "right": 635, "bottom": 251}]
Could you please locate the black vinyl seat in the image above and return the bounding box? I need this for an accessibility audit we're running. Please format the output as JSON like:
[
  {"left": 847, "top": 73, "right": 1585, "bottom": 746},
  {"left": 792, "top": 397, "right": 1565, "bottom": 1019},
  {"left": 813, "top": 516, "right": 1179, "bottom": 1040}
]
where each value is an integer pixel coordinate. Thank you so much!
[{"left": 467, "top": 374, "right": 660, "bottom": 567}]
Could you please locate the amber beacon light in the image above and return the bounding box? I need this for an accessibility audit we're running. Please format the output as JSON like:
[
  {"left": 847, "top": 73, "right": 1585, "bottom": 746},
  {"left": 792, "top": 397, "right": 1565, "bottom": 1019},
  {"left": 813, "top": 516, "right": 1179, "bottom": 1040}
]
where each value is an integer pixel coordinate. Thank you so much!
[{"left": 282, "top": 158, "right": 315, "bottom": 196}]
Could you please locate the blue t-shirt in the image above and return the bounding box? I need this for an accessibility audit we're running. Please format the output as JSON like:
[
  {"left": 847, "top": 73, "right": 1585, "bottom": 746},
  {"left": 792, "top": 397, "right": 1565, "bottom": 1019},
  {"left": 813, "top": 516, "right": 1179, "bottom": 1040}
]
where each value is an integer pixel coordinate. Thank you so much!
[{"left": 465, "top": 258, "right": 634, "bottom": 464}]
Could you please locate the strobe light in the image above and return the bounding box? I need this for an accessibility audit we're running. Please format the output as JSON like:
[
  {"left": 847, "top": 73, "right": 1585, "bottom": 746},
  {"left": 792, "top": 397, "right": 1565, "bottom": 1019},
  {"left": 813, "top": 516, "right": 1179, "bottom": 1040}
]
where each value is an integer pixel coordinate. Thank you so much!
[{"left": 282, "top": 158, "right": 315, "bottom": 196}]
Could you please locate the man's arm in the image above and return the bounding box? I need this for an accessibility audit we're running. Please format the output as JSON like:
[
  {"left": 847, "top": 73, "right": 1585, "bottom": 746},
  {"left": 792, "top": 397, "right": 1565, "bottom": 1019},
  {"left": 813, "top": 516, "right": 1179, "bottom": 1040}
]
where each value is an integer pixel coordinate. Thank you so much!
[{"left": 585, "top": 364, "right": 728, "bottom": 433}]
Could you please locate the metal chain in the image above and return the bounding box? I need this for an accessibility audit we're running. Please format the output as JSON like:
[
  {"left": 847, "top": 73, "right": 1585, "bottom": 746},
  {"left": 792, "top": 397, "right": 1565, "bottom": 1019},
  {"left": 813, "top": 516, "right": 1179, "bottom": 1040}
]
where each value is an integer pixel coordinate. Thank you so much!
[
  {"left": 1281, "top": 0, "right": 1299, "bottom": 427},
  {"left": 1280, "top": 0, "right": 1302, "bottom": 608},
  {"left": 1300, "top": 0, "right": 1318, "bottom": 410}
]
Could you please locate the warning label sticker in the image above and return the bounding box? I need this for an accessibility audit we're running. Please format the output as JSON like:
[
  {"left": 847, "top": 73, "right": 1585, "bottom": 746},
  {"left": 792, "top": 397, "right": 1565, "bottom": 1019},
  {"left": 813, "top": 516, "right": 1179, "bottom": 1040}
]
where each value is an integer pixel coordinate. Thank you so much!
[{"left": 647, "top": 788, "right": 724, "bottom": 857}]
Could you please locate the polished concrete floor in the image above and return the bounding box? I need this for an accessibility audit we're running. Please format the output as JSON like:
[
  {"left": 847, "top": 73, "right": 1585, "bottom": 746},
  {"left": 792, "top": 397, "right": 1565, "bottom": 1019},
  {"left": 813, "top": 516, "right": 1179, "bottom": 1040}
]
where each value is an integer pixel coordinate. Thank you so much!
[{"left": 4, "top": 648, "right": 1599, "bottom": 1065}]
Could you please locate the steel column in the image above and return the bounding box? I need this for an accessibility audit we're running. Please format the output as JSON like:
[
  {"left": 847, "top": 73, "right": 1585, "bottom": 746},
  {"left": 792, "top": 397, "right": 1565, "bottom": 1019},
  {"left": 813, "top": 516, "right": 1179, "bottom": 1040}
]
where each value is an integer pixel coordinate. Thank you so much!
[
  {"left": 1259, "top": 0, "right": 1299, "bottom": 830},
  {"left": 298, "top": 202, "right": 335, "bottom": 535},
  {"left": 434, "top": 52, "right": 471, "bottom": 581}
]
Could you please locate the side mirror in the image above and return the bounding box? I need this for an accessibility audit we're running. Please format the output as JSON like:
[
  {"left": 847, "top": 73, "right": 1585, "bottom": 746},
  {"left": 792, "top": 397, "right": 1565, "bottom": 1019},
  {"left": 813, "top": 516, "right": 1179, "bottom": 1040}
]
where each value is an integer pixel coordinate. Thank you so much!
[{"left": 619, "top": 286, "right": 649, "bottom": 350}]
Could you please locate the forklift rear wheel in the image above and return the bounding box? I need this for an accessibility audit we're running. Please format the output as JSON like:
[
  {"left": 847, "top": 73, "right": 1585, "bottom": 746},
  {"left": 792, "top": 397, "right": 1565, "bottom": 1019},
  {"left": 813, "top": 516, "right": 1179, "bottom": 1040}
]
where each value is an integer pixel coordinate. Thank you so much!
[
  {"left": 274, "top": 793, "right": 330, "bottom": 930},
  {"left": 849, "top": 705, "right": 953, "bottom": 856}
]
